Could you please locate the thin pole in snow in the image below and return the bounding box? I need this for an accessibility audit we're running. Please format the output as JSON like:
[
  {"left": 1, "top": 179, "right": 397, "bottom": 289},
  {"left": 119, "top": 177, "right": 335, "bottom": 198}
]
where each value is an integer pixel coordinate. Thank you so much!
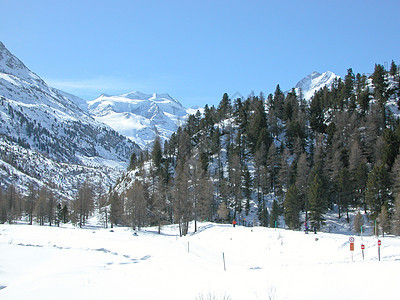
[
  {"left": 222, "top": 252, "right": 226, "bottom": 271},
  {"left": 188, "top": 241, "right": 190, "bottom": 253}
]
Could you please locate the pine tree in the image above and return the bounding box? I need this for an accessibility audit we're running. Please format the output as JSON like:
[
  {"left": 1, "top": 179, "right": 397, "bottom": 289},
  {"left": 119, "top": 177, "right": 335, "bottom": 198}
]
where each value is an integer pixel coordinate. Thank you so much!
[
  {"left": 308, "top": 172, "right": 327, "bottom": 229},
  {"left": 366, "top": 163, "right": 392, "bottom": 220},
  {"left": 270, "top": 199, "right": 280, "bottom": 228},
  {"left": 129, "top": 152, "right": 137, "bottom": 170},
  {"left": 378, "top": 205, "right": 389, "bottom": 236},
  {"left": 353, "top": 211, "right": 364, "bottom": 235},
  {"left": 109, "top": 191, "right": 123, "bottom": 228},
  {"left": 390, "top": 60, "right": 398, "bottom": 76},
  {"left": 152, "top": 136, "right": 163, "bottom": 172},
  {"left": 343, "top": 68, "right": 355, "bottom": 101},
  {"left": 217, "top": 93, "right": 232, "bottom": 121},
  {"left": 284, "top": 184, "right": 301, "bottom": 229},
  {"left": 372, "top": 64, "right": 388, "bottom": 124},
  {"left": 273, "top": 84, "right": 285, "bottom": 119}
]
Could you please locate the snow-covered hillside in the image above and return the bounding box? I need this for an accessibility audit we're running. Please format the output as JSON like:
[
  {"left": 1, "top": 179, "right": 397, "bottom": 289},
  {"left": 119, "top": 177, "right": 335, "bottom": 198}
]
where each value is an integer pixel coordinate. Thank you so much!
[
  {"left": 87, "top": 92, "right": 190, "bottom": 149},
  {"left": 0, "top": 41, "right": 140, "bottom": 197},
  {"left": 294, "top": 71, "right": 339, "bottom": 101},
  {"left": 0, "top": 222, "right": 398, "bottom": 299}
]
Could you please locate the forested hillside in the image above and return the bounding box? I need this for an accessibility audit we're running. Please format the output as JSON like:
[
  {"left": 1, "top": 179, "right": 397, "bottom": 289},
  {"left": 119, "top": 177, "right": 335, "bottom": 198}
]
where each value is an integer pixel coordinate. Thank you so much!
[
  {"left": 108, "top": 62, "right": 400, "bottom": 235},
  {"left": 2, "top": 62, "right": 400, "bottom": 237}
]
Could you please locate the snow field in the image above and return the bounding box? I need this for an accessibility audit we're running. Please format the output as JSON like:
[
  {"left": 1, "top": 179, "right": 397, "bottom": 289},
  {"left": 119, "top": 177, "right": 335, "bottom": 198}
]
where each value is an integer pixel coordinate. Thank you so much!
[{"left": 1, "top": 223, "right": 399, "bottom": 299}]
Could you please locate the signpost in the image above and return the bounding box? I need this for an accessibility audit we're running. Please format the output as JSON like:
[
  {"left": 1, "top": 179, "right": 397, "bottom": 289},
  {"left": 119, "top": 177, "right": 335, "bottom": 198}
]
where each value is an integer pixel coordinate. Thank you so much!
[
  {"left": 361, "top": 244, "right": 365, "bottom": 260},
  {"left": 349, "top": 237, "right": 355, "bottom": 261},
  {"left": 378, "top": 239, "right": 381, "bottom": 261}
]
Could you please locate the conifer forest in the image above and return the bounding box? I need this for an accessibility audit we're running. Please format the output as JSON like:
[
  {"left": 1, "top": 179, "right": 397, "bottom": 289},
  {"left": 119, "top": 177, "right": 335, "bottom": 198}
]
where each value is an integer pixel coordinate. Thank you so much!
[{"left": 2, "top": 62, "right": 400, "bottom": 237}]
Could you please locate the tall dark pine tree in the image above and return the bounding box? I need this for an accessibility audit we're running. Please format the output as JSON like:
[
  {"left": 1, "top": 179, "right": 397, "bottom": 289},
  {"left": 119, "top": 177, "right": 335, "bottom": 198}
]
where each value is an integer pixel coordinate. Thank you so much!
[
  {"left": 152, "top": 136, "right": 163, "bottom": 173},
  {"left": 270, "top": 199, "right": 280, "bottom": 228},
  {"left": 308, "top": 172, "right": 327, "bottom": 229},
  {"left": 284, "top": 184, "right": 301, "bottom": 229},
  {"left": 365, "top": 163, "right": 392, "bottom": 220},
  {"left": 372, "top": 64, "right": 388, "bottom": 125}
]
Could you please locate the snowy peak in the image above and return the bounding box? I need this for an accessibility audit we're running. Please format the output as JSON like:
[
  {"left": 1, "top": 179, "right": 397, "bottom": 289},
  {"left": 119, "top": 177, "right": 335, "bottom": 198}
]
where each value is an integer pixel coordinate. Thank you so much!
[
  {"left": 0, "top": 41, "right": 139, "bottom": 197},
  {"left": 0, "top": 41, "right": 43, "bottom": 85},
  {"left": 88, "top": 92, "right": 188, "bottom": 149},
  {"left": 294, "top": 71, "right": 339, "bottom": 101}
]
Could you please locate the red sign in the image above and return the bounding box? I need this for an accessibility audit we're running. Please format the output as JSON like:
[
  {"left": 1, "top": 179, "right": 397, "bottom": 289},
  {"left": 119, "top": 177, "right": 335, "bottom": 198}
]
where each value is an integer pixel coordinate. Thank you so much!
[
  {"left": 349, "top": 237, "right": 355, "bottom": 243},
  {"left": 361, "top": 244, "right": 365, "bottom": 250},
  {"left": 378, "top": 240, "right": 381, "bottom": 246},
  {"left": 350, "top": 243, "right": 354, "bottom": 251}
]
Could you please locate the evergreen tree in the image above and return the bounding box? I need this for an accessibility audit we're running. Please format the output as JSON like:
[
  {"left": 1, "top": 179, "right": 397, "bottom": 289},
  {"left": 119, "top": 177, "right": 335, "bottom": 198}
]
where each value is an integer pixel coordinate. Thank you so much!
[
  {"left": 129, "top": 152, "right": 137, "bottom": 170},
  {"left": 270, "top": 199, "right": 280, "bottom": 228},
  {"left": 109, "top": 191, "right": 123, "bottom": 228},
  {"left": 308, "top": 172, "right": 327, "bottom": 229},
  {"left": 343, "top": 68, "right": 355, "bottom": 101},
  {"left": 152, "top": 136, "right": 163, "bottom": 172},
  {"left": 217, "top": 93, "right": 232, "bottom": 121},
  {"left": 353, "top": 211, "right": 364, "bottom": 235},
  {"left": 284, "top": 184, "right": 301, "bottom": 229},
  {"left": 366, "top": 163, "right": 392, "bottom": 220},
  {"left": 390, "top": 60, "right": 398, "bottom": 76},
  {"left": 378, "top": 205, "right": 390, "bottom": 236},
  {"left": 273, "top": 84, "right": 285, "bottom": 119},
  {"left": 372, "top": 64, "right": 388, "bottom": 124},
  {"left": 309, "top": 93, "right": 326, "bottom": 134}
]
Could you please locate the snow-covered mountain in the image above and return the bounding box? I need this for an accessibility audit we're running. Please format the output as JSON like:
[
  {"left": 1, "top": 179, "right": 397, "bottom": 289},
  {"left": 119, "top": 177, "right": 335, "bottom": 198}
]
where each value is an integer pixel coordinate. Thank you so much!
[
  {"left": 294, "top": 71, "right": 339, "bottom": 101},
  {"left": 87, "top": 92, "right": 189, "bottom": 149},
  {"left": 0, "top": 41, "right": 140, "bottom": 198}
]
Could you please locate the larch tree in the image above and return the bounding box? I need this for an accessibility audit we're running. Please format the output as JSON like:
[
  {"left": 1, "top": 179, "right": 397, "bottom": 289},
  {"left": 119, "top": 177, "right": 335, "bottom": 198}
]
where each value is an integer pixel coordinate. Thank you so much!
[{"left": 296, "top": 152, "right": 310, "bottom": 220}]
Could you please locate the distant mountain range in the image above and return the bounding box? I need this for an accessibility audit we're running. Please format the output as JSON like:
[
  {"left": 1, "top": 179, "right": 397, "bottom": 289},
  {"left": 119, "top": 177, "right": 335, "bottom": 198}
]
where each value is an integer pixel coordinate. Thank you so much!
[
  {"left": 86, "top": 91, "right": 190, "bottom": 149},
  {"left": 0, "top": 41, "right": 139, "bottom": 198}
]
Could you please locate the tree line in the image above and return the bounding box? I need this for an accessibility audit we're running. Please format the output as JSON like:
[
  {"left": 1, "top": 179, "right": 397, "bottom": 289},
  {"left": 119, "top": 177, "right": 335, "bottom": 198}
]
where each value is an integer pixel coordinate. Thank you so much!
[
  {"left": 2, "top": 61, "right": 400, "bottom": 237},
  {"left": 115, "top": 61, "right": 400, "bottom": 235}
]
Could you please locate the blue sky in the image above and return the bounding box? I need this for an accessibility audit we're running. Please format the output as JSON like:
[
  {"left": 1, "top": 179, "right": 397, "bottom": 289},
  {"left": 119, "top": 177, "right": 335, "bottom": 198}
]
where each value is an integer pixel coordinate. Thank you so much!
[{"left": 1, "top": 0, "right": 399, "bottom": 108}]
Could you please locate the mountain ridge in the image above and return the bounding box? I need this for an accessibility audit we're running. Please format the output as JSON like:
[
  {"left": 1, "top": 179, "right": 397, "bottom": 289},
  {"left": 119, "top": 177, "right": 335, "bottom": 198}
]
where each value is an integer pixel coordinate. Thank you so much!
[
  {"left": 0, "top": 41, "right": 139, "bottom": 198},
  {"left": 293, "top": 70, "right": 339, "bottom": 100},
  {"left": 87, "top": 91, "right": 189, "bottom": 149}
]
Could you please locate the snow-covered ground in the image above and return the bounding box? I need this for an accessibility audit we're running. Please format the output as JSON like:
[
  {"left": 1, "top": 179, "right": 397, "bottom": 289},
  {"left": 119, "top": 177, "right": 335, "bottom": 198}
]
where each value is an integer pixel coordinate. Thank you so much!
[{"left": 0, "top": 222, "right": 399, "bottom": 299}]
